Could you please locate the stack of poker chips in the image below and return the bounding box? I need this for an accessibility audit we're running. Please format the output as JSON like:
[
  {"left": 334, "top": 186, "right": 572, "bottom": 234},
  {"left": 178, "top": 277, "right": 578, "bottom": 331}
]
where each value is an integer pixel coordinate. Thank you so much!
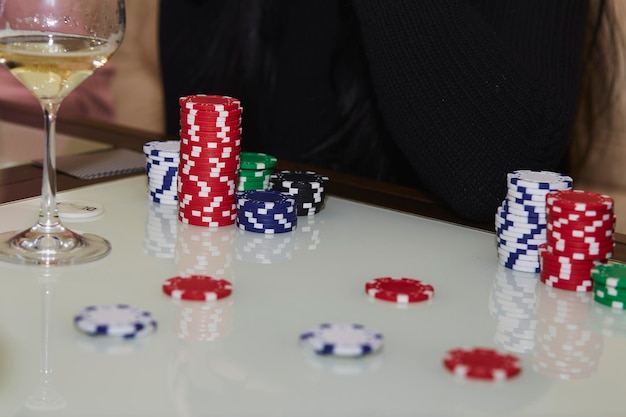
[
  {"left": 533, "top": 284, "right": 602, "bottom": 380},
  {"left": 143, "top": 140, "right": 180, "bottom": 205},
  {"left": 235, "top": 190, "right": 297, "bottom": 234},
  {"left": 495, "top": 170, "right": 573, "bottom": 273},
  {"left": 539, "top": 190, "right": 615, "bottom": 292},
  {"left": 237, "top": 152, "right": 277, "bottom": 191},
  {"left": 177, "top": 95, "right": 242, "bottom": 227},
  {"left": 270, "top": 170, "right": 329, "bottom": 216},
  {"left": 591, "top": 263, "right": 626, "bottom": 310}
]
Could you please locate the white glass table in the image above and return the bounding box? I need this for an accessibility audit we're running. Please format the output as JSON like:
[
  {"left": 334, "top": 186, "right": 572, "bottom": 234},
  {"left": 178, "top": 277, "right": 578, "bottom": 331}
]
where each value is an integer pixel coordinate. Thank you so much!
[{"left": 0, "top": 175, "right": 623, "bottom": 417}]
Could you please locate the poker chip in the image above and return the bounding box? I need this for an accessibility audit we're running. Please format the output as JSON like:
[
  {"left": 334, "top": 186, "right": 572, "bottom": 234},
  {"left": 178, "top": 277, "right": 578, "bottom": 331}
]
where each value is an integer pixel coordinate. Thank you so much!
[
  {"left": 237, "top": 152, "right": 277, "bottom": 191},
  {"left": 236, "top": 190, "right": 297, "bottom": 234},
  {"left": 495, "top": 170, "right": 573, "bottom": 273},
  {"left": 239, "top": 152, "right": 277, "bottom": 170},
  {"left": 176, "top": 94, "right": 242, "bottom": 227},
  {"left": 270, "top": 170, "right": 329, "bottom": 216},
  {"left": 57, "top": 200, "right": 104, "bottom": 219},
  {"left": 546, "top": 190, "right": 614, "bottom": 212},
  {"left": 506, "top": 170, "right": 573, "bottom": 190},
  {"left": 442, "top": 347, "right": 522, "bottom": 381},
  {"left": 591, "top": 263, "right": 626, "bottom": 289},
  {"left": 592, "top": 265, "right": 626, "bottom": 310},
  {"left": 74, "top": 304, "right": 157, "bottom": 339},
  {"left": 537, "top": 189, "right": 616, "bottom": 292},
  {"left": 364, "top": 277, "right": 434, "bottom": 304},
  {"left": 594, "top": 283, "right": 626, "bottom": 300},
  {"left": 299, "top": 323, "right": 384, "bottom": 357},
  {"left": 143, "top": 140, "right": 180, "bottom": 205},
  {"left": 179, "top": 94, "right": 242, "bottom": 111},
  {"left": 162, "top": 275, "right": 233, "bottom": 301}
]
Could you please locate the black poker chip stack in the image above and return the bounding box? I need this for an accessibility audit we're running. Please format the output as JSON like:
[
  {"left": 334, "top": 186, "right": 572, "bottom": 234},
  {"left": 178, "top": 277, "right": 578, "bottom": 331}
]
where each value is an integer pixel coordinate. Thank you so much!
[{"left": 269, "top": 170, "right": 329, "bottom": 216}]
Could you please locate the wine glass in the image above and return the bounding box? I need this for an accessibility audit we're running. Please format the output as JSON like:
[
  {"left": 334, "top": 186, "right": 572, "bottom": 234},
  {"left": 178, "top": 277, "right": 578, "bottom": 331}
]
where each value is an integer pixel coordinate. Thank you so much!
[{"left": 0, "top": 0, "right": 125, "bottom": 265}]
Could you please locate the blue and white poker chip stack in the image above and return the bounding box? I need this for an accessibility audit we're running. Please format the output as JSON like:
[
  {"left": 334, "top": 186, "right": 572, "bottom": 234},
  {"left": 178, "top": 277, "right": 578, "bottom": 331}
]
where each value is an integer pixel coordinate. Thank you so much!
[
  {"left": 236, "top": 190, "right": 297, "bottom": 234},
  {"left": 496, "top": 170, "right": 573, "bottom": 273},
  {"left": 143, "top": 140, "right": 180, "bottom": 205}
]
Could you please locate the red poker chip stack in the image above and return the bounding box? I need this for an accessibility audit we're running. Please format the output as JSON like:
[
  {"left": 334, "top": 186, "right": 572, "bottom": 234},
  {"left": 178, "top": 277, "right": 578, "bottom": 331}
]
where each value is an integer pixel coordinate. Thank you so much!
[
  {"left": 177, "top": 95, "right": 242, "bottom": 227},
  {"left": 540, "top": 190, "right": 615, "bottom": 292}
]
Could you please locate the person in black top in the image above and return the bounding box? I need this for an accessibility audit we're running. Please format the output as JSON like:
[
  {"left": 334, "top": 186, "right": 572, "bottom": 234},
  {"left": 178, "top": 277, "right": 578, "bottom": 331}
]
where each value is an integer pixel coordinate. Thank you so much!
[{"left": 159, "top": 0, "right": 609, "bottom": 223}]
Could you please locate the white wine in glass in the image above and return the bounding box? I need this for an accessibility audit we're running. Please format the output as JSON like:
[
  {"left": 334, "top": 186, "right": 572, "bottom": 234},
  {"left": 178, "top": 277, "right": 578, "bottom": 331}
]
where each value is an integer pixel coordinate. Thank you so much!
[{"left": 0, "top": 0, "right": 125, "bottom": 265}]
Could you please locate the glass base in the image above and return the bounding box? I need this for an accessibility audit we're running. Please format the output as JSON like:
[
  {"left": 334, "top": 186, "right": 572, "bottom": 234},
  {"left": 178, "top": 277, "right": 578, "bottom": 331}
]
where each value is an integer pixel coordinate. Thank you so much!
[{"left": 0, "top": 227, "right": 111, "bottom": 266}]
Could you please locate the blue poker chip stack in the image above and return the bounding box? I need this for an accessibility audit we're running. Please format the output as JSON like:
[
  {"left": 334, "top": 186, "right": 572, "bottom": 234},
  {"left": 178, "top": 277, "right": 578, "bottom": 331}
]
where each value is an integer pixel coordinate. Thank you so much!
[
  {"left": 269, "top": 170, "right": 329, "bottom": 216},
  {"left": 495, "top": 170, "right": 573, "bottom": 273},
  {"left": 235, "top": 190, "right": 297, "bottom": 234},
  {"left": 143, "top": 140, "right": 180, "bottom": 205}
]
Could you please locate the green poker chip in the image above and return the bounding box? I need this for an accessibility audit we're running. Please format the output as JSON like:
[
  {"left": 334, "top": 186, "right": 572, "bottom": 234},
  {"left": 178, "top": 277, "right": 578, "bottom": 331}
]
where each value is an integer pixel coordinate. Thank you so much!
[
  {"left": 594, "top": 292, "right": 626, "bottom": 310},
  {"left": 239, "top": 168, "right": 273, "bottom": 178},
  {"left": 591, "top": 263, "right": 626, "bottom": 289},
  {"left": 240, "top": 152, "right": 277, "bottom": 170},
  {"left": 594, "top": 283, "right": 626, "bottom": 302}
]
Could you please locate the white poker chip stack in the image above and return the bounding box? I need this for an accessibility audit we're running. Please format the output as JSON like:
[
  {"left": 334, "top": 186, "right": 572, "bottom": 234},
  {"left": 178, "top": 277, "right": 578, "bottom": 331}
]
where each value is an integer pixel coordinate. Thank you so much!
[{"left": 495, "top": 170, "right": 573, "bottom": 273}]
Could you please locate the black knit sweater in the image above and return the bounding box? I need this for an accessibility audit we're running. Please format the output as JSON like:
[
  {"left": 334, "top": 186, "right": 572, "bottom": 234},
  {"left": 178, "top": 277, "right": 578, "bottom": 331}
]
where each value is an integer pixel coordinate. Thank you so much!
[{"left": 159, "top": 0, "right": 589, "bottom": 222}]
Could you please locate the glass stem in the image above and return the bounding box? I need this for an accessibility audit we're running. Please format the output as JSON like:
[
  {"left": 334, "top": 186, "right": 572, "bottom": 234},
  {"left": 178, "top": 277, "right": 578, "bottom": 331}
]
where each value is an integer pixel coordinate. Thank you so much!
[{"left": 38, "top": 101, "right": 62, "bottom": 231}]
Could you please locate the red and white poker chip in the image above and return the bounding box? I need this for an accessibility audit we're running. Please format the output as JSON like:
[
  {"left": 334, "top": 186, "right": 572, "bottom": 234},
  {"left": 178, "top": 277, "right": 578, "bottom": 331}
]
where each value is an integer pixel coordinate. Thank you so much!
[
  {"left": 539, "top": 275, "right": 593, "bottom": 292},
  {"left": 180, "top": 107, "right": 243, "bottom": 117},
  {"left": 442, "top": 347, "right": 522, "bottom": 381},
  {"left": 163, "top": 275, "right": 233, "bottom": 301},
  {"left": 546, "top": 190, "right": 614, "bottom": 212},
  {"left": 364, "top": 277, "right": 434, "bottom": 304},
  {"left": 179, "top": 94, "right": 242, "bottom": 111}
]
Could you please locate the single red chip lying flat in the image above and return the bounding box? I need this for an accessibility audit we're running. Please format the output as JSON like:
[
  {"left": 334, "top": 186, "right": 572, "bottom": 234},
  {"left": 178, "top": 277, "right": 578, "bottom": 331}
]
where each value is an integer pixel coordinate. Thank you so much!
[
  {"left": 443, "top": 347, "right": 522, "bottom": 381},
  {"left": 365, "top": 277, "right": 434, "bottom": 303},
  {"left": 163, "top": 275, "right": 233, "bottom": 301}
]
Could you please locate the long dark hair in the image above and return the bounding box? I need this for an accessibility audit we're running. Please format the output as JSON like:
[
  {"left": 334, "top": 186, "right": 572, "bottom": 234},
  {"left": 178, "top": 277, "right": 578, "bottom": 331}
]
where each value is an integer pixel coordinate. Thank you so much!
[{"left": 570, "top": 0, "right": 624, "bottom": 175}]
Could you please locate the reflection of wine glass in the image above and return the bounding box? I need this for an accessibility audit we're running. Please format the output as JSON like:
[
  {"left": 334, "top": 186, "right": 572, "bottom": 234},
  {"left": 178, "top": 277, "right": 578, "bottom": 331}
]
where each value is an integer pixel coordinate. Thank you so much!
[{"left": 0, "top": 0, "right": 125, "bottom": 265}]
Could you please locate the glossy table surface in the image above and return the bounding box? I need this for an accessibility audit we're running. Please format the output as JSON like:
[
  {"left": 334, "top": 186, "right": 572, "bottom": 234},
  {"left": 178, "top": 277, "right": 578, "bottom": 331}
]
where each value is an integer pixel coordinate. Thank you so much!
[
  {"left": 1, "top": 103, "right": 626, "bottom": 416},
  {"left": 0, "top": 175, "right": 624, "bottom": 417}
]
